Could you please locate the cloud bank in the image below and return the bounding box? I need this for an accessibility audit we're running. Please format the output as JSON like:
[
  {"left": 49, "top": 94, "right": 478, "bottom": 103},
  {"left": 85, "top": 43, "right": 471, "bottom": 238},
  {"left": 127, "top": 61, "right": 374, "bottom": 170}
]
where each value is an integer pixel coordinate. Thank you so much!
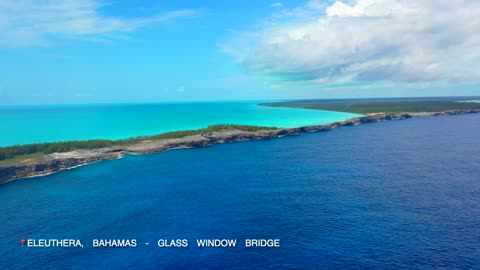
[
  {"left": 226, "top": 0, "right": 480, "bottom": 84},
  {"left": 0, "top": 0, "right": 198, "bottom": 46}
]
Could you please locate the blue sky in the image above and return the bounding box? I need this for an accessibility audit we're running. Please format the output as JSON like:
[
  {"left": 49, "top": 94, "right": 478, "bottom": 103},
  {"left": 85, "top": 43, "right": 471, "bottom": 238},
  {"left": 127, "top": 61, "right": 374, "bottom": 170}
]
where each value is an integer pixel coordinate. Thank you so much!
[{"left": 0, "top": 0, "right": 479, "bottom": 105}]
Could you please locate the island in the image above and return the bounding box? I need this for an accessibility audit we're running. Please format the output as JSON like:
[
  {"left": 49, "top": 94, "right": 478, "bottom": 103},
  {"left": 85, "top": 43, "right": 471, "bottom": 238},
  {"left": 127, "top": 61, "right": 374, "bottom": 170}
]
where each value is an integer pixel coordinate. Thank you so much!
[{"left": 1, "top": 97, "right": 480, "bottom": 184}]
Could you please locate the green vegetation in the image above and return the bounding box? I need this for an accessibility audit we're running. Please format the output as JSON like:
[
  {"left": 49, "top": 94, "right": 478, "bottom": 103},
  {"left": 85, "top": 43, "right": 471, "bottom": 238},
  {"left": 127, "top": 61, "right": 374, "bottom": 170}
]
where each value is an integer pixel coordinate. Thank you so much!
[
  {"left": 0, "top": 124, "right": 276, "bottom": 162},
  {"left": 0, "top": 140, "right": 117, "bottom": 161},
  {"left": 261, "top": 97, "right": 480, "bottom": 114}
]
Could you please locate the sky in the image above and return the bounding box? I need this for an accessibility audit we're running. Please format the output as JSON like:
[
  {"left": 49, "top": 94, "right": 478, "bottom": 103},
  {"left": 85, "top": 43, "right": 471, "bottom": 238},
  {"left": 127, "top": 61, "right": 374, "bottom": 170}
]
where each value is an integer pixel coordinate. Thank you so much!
[{"left": 0, "top": 0, "right": 479, "bottom": 105}]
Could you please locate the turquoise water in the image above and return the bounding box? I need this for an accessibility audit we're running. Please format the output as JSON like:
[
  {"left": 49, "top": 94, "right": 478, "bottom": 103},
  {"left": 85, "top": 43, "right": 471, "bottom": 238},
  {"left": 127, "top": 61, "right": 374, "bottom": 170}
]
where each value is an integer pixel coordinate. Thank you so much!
[{"left": 0, "top": 102, "right": 360, "bottom": 147}]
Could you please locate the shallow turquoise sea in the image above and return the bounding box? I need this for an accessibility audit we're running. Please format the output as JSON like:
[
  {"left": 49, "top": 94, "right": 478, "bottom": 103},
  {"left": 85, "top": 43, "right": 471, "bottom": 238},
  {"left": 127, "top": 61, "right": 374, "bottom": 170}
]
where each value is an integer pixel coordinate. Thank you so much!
[{"left": 0, "top": 101, "right": 360, "bottom": 146}]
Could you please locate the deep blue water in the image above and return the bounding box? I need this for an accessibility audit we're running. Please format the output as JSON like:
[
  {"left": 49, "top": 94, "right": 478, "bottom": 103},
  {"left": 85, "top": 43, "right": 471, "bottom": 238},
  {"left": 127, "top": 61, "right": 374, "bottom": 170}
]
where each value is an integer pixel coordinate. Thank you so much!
[{"left": 1, "top": 113, "right": 479, "bottom": 269}]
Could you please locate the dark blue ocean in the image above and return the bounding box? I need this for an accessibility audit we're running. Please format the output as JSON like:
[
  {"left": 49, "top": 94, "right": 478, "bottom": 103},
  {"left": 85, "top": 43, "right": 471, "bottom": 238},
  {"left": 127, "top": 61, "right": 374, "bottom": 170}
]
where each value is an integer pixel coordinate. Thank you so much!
[{"left": 1, "top": 114, "right": 479, "bottom": 269}]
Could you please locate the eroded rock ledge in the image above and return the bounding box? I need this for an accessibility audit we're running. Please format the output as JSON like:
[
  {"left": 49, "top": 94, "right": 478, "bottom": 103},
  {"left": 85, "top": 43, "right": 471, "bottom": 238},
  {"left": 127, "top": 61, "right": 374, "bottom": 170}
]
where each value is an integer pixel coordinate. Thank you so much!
[{"left": 1, "top": 109, "right": 479, "bottom": 184}]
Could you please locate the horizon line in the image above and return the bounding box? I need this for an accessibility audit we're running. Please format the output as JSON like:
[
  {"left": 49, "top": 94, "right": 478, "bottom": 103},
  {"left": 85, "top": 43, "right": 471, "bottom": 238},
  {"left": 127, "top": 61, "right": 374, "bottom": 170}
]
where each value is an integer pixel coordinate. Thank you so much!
[{"left": 1, "top": 95, "right": 480, "bottom": 108}]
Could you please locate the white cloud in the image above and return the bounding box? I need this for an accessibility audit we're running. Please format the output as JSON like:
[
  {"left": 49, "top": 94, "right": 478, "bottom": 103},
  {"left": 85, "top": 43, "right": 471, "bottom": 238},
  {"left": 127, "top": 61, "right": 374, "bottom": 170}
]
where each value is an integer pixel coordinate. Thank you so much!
[
  {"left": 224, "top": 0, "right": 480, "bottom": 84},
  {"left": 0, "top": 0, "right": 199, "bottom": 46},
  {"left": 271, "top": 2, "right": 283, "bottom": 8}
]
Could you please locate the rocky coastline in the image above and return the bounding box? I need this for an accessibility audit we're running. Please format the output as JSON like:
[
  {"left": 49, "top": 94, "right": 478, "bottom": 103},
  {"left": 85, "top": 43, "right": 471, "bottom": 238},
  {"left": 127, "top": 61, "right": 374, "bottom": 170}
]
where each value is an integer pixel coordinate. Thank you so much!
[{"left": 1, "top": 109, "right": 479, "bottom": 184}]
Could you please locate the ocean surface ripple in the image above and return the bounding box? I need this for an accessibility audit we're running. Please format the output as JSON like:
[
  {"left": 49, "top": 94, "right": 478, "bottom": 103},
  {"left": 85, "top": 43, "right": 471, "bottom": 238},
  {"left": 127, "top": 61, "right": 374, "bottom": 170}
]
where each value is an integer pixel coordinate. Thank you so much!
[{"left": 0, "top": 113, "right": 479, "bottom": 269}]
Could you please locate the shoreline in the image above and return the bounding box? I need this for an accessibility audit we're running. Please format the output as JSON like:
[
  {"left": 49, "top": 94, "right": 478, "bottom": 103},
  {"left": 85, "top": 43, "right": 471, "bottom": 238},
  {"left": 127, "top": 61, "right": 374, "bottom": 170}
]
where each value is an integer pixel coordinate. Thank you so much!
[{"left": 1, "top": 109, "right": 479, "bottom": 184}]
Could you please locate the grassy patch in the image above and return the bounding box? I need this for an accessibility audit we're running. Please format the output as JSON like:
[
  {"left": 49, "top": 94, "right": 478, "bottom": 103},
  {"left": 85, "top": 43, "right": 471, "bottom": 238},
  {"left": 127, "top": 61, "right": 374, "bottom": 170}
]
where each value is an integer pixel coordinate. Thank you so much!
[{"left": 0, "top": 153, "right": 46, "bottom": 166}]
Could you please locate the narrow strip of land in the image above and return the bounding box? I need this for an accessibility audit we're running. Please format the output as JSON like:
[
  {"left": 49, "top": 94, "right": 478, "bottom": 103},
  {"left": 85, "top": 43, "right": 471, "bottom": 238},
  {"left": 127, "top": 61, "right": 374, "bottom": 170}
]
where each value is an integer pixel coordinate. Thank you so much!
[
  {"left": 1, "top": 107, "right": 479, "bottom": 184},
  {"left": 260, "top": 97, "right": 480, "bottom": 114}
]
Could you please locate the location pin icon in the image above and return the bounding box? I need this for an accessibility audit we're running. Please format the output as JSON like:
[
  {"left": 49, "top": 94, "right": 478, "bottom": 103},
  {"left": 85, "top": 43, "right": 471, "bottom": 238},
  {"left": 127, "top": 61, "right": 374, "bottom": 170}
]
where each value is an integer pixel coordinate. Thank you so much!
[{"left": 20, "top": 238, "right": 26, "bottom": 247}]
